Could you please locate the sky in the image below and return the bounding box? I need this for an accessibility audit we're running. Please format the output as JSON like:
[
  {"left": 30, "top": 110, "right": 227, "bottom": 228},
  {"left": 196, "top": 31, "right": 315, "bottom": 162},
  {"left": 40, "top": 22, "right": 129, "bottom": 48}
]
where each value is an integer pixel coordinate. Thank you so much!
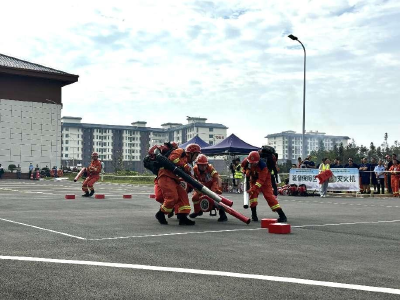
[{"left": 1, "top": 0, "right": 399, "bottom": 149}]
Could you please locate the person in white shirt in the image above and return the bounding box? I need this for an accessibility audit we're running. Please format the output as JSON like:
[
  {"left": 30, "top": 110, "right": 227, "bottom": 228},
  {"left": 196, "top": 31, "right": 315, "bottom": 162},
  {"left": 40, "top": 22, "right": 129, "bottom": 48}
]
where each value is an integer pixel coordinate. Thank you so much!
[{"left": 374, "top": 160, "right": 386, "bottom": 194}]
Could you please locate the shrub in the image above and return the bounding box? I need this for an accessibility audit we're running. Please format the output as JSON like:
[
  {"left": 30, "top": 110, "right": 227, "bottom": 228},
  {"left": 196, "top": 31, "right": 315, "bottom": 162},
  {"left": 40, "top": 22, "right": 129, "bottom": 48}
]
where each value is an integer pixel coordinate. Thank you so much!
[{"left": 8, "top": 164, "right": 17, "bottom": 173}]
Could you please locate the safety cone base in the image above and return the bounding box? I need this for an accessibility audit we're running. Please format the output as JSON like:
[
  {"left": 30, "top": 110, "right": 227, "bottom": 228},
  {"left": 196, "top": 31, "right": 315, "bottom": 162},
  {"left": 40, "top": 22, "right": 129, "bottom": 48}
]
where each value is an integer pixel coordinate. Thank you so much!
[
  {"left": 268, "top": 223, "right": 291, "bottom": 234},
  {"left": 95, "top": 194, "right": 105, "bottom": 199},
  {"left": 123, "top": 195, "right": 132, "bottom": 199},
  {"left": 149, "top": 194, "right": 156, "bottom": 199},
  {"left": 65, "top": 195, "right": 75, "bottom": 200},
  {"left": 261, "top": 218, "right": 277, "bottom": 228}
]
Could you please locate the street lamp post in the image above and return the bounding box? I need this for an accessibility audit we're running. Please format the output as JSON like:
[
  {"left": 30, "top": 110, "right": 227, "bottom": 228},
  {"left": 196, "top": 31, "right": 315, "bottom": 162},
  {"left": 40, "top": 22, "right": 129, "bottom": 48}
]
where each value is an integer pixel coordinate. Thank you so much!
[
  {"left": 288, "top": 34, "right": 306, "bottom": 159},
  {"left": 45, "top": 99, "right": 60, "bottom": 177}
]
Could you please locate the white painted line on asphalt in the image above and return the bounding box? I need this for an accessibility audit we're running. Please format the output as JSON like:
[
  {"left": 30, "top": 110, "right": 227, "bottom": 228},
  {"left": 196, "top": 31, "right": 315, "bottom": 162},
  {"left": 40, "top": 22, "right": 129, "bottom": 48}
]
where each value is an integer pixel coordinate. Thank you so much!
[
  {"left": 0, "top": 218, "right": 86, "bottom": 240},
  {"left": 293, "top": 220, "right": 400, "bottom": 228},
  {"left": 87, "top": 219, "right": 400, "bottom": 241},
  {"left": 0, "top": 256, "right": 399, "bottom": 295},
  {"left": 87, "top": 228, "right": 264, "bottom": 241}
]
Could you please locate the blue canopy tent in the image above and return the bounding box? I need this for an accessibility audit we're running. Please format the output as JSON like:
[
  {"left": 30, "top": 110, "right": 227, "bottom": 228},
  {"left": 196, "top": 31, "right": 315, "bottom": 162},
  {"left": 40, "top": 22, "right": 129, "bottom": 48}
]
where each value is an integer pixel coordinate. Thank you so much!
[
  {"left": 179, "top": 135, "right": 210, "bottom": 149},
  {"left": 201, "top": 134, "right": 259, "bottom": 155}
]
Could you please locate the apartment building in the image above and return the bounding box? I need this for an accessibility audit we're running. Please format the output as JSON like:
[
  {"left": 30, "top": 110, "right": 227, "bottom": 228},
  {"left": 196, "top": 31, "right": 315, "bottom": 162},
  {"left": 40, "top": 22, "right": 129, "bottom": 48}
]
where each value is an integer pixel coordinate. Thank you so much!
[
  {"left": 61, "top": 116, "right": 228, "bottom": 173},
  {"left": 265, "top": 130, "right": 350, "bottom": 163}
]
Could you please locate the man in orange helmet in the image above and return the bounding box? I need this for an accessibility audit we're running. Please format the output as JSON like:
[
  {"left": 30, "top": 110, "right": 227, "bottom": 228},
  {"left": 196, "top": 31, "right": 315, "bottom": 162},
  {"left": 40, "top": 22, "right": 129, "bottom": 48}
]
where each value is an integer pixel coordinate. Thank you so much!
[
  {"left": 241, "top": 151, "right": 287, "bottom": 222},
  {"left": 189, "top": 154, "right": 228, "bottom": 222},
  {"left": 155, "top": 143, "right": 201, "bottom": 225},
  {"left": 82, "top": 152, "right": 102, "bottom": 197}
]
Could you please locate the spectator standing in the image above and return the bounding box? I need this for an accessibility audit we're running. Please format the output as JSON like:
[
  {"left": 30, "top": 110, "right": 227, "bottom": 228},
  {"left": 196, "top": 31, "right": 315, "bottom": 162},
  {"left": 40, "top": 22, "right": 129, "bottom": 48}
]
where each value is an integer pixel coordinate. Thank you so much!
[
  {"left": 233, "top": 159, "right": 243, "bottom": 193},
  {"left": 370, "top": 158, "right": 378, "bottom": 193},
  {"left": 359, "top": 157, "right": 371, "bottom": 194},
  {"left": 297, "top": 157, "right": 303, "bottom": 168},
  {"left": 28, "top": 163, "right": 34, "bottom": 178},
  {"left": 0, "top": 164, "right": 4, "bottom": 179},
  {"left": 330, "top": 158, "right": 343, "bottom": 168},
  {"left": 388, "top": 159, "right": 400, "bottom": 197},
  {"left": 374, "top": 160, "right": 385, "bottom": 194},
  {"left": 16, "top": 164, "right": 21, "bottom": 179},
  {"left": 318, "top": 158, "right": 331, "bottom": 198},
  {"left": 304, "top": 155, "right": 316, "bottom": 168},
  {"left": 345, "top": 158, "right": 359, "bottom": 169},
  {"left": 229, "top": 159, "right": 237, "bottom": 188},
  {"left": 386, "top": 154, "right": 397, "bottom": 194}
]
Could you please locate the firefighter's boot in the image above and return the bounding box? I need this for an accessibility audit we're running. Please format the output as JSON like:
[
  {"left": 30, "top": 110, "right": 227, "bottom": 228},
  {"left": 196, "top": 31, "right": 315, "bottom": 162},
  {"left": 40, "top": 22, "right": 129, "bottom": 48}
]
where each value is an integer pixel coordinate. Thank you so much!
[
  {"left": 251, "top": 206, "right": 258, "bottom": 222},
  {"left": 276, "top": 208, "right": 287, "bottom": 223},
  {"left": 217, "top": 209, "right": 228, "bottom": 222},
  {"left": 82, "top": 191, "right": 90, "bottom": 197},
  {"left": 155, "top": 210, "right": 168, "bottom": 225},
  {"left": 189, "top": 210, "right": 203, "bottom": 219},
  {"left": 89, "top": 190, "right": 95, "bottom": 197},
  {"left": 167, "top": 210, "right": 174, "bottom": 218},
  {"left": 178, "top": 214, "right": 195, "bottom": 225}
]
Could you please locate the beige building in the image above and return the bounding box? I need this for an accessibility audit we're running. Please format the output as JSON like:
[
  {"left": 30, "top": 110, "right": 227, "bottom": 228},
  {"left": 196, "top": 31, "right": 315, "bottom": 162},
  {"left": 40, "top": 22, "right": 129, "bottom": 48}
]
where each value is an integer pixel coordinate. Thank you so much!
[
  {"left": 61, "top": 116, "right": 228, "bottom": 173},
  {"left": 265, "top": 130, "right": 350, "bottom": 163}
]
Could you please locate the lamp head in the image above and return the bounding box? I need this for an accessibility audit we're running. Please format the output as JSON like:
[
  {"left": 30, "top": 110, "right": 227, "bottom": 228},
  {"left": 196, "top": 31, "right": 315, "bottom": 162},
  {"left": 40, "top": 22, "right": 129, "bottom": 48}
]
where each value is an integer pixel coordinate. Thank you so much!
[{"left": 288, "top": 34, "right": 298, "bottom": 40}]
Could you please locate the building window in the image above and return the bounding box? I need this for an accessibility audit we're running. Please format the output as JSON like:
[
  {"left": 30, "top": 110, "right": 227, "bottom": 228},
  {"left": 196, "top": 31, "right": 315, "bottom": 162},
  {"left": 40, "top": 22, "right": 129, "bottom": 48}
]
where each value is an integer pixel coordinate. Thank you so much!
[
  {"left": 65, "top": 147, "right": 69, "bottom": 151},
  {"left": 209, "top": 128, "right": 214, "bottom": 132},
  {"left": 209, "top": 134, "right": 213, "bottom": 138},
  {"left": 65, "top": 154, "right": 68, "bottom": 158}
]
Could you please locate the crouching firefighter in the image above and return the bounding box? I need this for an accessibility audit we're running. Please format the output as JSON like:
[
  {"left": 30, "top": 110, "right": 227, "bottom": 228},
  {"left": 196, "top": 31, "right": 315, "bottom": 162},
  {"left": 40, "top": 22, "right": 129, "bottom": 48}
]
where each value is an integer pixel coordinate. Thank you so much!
[
  {"left": 242, "top": 151, "right": 287, "bottom": 222},
  {"left": 82, "top": 152, "right": 102, "bottom": 197},
  {"left": 189, "top": 154, "right": 228, "bottom": 222},
  {"left": 154, "top": 143, "right": 201, "bottom": 225}
]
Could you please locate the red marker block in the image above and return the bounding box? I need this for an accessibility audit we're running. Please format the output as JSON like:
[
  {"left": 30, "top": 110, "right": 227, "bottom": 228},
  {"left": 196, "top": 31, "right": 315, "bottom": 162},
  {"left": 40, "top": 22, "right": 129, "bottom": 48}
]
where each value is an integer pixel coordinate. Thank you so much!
[
  {"left": 95, "top": 194, "right": 105, "bottom": 199},
  {"left": 261, "top": 218, "right": 277, "bottom": 228},
  {"left": 123, "top": 195, "right": 132, "bottom": 199},
  {"left": 65, "top": 195, "right": 75, "bottom": 200},
  {"left": 149, "top": 194, "right": 156, "bottom": 198},
  {"left": 268, "top": 223, "right": 291, "bottom": 234}
]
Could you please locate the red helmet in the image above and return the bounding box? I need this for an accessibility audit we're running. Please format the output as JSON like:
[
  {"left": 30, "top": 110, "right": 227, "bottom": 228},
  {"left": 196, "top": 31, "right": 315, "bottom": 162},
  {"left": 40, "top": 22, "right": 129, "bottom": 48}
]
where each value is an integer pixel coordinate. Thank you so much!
[
  {"left": 185, "top": 143, "right": 201, "bottom": 154},
  {"left": 170, "top": 142, "right": 178, "bottom": 149},
  {"left": 247, "top": 151, "right": 260, "bottom": 164},
  {"left": 92, "top": 152, "right": 99, "bottom": 157},
  {"left": 196, "top": 154, "right": 208, "bottom": 165}
]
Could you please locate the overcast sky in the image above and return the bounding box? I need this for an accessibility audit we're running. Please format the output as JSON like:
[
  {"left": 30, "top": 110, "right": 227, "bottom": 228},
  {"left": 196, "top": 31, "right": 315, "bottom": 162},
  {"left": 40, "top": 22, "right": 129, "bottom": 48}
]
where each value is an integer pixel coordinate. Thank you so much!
[{"left": 1, "top": 0, "right": 399, "bottom": 148}]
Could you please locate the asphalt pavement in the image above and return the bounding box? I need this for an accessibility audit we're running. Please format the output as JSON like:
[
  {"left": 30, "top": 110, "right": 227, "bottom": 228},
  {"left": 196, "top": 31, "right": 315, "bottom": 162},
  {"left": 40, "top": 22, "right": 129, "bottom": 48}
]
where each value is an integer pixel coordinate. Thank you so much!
[{"left": 1, "top": 179, "right": 399, "bottom": 299}]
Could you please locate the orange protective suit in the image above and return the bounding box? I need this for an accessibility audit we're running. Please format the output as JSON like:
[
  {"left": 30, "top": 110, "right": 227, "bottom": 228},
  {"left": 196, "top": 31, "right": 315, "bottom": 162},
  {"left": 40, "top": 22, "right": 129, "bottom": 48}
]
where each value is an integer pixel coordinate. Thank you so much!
[
  {"left": 241, "top": 159, "right": 280, "bottom": 211},
  {"left": 82, "top": 160, "right": 102, "bottom": 193},
  {"left": 389, "top": 165, "right": 400, "bottom": 197},
  {"left": 192, "top": 164, "right": 221, "bottom": 213},
  {"left": 157, "top": 148, "right": 192, "bottom": 215}
]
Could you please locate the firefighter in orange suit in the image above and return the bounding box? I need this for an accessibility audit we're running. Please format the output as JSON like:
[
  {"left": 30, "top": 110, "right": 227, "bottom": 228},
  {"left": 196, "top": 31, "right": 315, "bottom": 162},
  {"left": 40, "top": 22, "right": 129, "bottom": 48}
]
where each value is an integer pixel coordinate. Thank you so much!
[
  {"left": 155, "top": 143, "right": 201, "bottom": 225},
  {"left": 82, "top": 152, "right": 102, "bottom": 197},
  {"left": 241, "top": 151, "right": 287, "bottom": 222},
  {"left": 189, "top": 154, "right": 228, "bottom": 222},
  {"left": 389, "top": 159, "right": 400, "bottom": 197}
]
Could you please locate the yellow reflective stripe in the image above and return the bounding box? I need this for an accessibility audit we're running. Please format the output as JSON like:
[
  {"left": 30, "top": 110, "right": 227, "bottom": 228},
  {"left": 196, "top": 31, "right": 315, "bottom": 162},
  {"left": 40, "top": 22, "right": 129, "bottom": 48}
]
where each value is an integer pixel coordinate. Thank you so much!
[
  {"left": 271, "top": 170, "right": 274, "bottom": 175},
  {"left": 161, "top": 205, "right": 173, "bottom": 212},
  {"left": 255, "top": 182, "right": 262, "bottom": 188},
  {"left": 159, "top": 167, "right": 164, "bottom": 170},
  {"left": 211, "top": 170, "right": 217, "bottom": 176},
  {"left": 178, "top": 205, "right": 192, "bottom": 211},
  {"left": 173, "top": 158, "right": 180, "bottom": 163},
  {"left": 249, "top": 198, "right": 258, "bottom": 203},
  {"left": 271, "top": 204, "right": 280, "bottom": 210},
  {"left": 193, "top": 201, "right": 200, "bottom": 205}
]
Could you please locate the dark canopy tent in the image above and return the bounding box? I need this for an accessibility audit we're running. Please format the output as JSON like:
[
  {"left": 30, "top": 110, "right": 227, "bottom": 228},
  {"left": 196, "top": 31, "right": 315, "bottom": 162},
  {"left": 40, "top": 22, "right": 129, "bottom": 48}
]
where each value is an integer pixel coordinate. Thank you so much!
[
  {"left": 179, "top": 135, "right": 210, "bottom": 149},
  {"left": 201, "top": 134, "right": 259, "bottom": 155}
]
